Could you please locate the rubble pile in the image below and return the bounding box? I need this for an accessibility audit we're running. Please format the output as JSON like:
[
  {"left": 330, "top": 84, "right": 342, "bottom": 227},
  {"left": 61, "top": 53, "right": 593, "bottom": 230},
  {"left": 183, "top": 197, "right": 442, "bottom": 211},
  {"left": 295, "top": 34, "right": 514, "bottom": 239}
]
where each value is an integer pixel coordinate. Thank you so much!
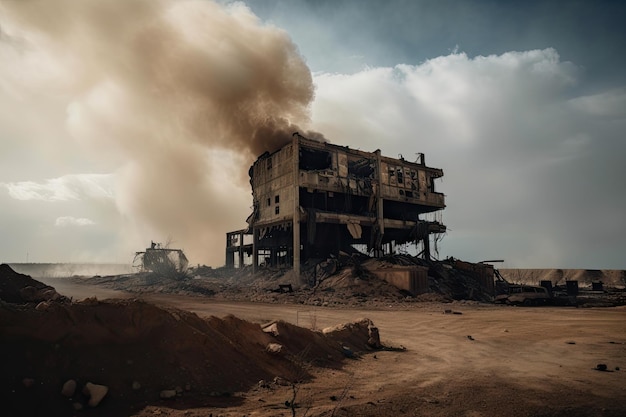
[
  {"left": 1, "top": 294, "right": 382, "bottom": 416},
  {"left": 0, "top": 264, "right": 68, "bottom": 304},
  {"left": 69, "top": 255, "right": 499, "bottom": 306}
]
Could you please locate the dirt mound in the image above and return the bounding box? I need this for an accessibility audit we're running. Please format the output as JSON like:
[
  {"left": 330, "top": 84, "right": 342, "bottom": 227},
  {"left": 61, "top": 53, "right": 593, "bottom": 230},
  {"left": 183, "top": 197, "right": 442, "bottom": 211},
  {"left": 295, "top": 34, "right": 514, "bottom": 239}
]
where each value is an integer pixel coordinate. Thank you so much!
[
  {"left": 0, "top": 298, "right": 380, "bottom": 417},
  {"left": 0, "top": 263, "right": 67, "bottom": 303}
]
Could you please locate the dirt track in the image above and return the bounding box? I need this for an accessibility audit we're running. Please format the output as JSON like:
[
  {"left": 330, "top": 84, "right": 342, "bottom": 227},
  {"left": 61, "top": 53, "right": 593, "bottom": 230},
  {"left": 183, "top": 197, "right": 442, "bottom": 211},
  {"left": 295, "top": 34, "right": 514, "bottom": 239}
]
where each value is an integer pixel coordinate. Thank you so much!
[{"left": 33, "top": 278, "right": 626, "bottom": 417}]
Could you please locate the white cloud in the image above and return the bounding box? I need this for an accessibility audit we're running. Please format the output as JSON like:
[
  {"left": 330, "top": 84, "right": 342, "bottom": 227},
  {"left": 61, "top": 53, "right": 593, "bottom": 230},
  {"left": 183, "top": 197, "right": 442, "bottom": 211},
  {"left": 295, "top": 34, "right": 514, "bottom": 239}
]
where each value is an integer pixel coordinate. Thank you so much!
[
  {"left": 1, "top": 173, "right": 114, "bottom": 201},
  {"left": 312, "top": 49, "right": 626, "bottom": 268},
  {"left": 55, "top": 216, "right": 96, "bottom": 227}
]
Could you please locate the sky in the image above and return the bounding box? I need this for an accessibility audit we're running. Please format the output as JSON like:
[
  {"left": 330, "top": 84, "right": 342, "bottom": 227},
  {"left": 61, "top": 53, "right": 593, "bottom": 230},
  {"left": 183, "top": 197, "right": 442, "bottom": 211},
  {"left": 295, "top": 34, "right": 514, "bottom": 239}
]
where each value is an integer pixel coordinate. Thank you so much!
[{"left": 0, "top": 0, "right": 625, "bottom": 269}]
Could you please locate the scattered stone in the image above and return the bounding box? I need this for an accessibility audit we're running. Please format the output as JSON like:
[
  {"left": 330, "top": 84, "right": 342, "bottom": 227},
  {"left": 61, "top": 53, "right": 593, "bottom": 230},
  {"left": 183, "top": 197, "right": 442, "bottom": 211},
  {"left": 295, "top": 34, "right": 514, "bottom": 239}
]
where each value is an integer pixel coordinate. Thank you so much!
[
  {"left": 341, "top": 346, "right": 355, "bottom": 358},
  {"left": 160, "top": 389, "right": 177, "bottom": 399},
  {"left": 262, "top": 322, "right": 280, "bottom": 336},
  {"left": 595, "top": 364, "right": 608, "bottom": 371},
  {"left": 266, "top": 343, "right": 283, "bottom": 354},
  {"left": 132, "top": 381, "right": 141, "bottom": 390},
  {"left": 273, "top": 376, "right": 290, "bottom": 386},
  {"left": 330, "top": 395, "right": 338, "bottom": 401},
  {"left": 616, "top": 366, "right": 620, "bottom": 371},
  {"left": 566, "top": 341, "right": 576, "bottom": 345},
  {"left": 22, "top": 378, "right": 35, "bottom": 388},
  {"left": 444, "top": 309, "right": 464, "bottom": 315},
  {"left": 61, "top": 379, "right": 77, "bottom": 397},
  {"left": 467, "top": 335, "right": 475, "bottom": 341},
  {"left": 83, "top": 382, "right": 108, "bottom": 407}
]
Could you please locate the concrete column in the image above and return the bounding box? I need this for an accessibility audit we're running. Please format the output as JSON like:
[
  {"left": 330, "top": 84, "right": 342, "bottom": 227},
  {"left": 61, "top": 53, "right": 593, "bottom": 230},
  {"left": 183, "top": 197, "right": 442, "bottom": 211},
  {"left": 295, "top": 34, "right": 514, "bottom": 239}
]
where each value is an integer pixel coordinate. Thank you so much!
[
  {"left": 238, "top": 230, "right": 244, "bottom": 267},
  {"left": 252, "top": 228, "right": 258, "bottom": 274},
  {"left": 225, "top": 233, "right": 233, "bottom": 267},
  {"left": 375, "top": 149, "right": 385, "bottom": 257},
  {"left": 292, "top": 137, "right": 301, "bottom": 280}
]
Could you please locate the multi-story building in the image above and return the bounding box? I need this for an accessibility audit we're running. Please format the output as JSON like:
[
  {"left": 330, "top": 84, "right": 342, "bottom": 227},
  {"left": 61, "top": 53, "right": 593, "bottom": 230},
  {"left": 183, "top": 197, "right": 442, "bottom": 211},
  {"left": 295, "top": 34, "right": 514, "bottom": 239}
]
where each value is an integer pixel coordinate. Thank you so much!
[{"left": 226, "top": 133, "right": 446, "bottom": 277}]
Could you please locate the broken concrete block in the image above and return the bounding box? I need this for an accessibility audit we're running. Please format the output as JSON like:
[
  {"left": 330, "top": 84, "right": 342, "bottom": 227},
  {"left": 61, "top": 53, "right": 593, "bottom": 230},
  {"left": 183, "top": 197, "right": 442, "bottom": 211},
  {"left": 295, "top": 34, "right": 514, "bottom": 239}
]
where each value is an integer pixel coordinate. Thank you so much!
[
  {"left": 61, "top": 379, "right": 76, "bottom": 397},
  {"left": 262, "top": 322, "right": 279, "bottom": 336},
  {"left": 83, "top": 382, "right": 108, "bottom": 407}
]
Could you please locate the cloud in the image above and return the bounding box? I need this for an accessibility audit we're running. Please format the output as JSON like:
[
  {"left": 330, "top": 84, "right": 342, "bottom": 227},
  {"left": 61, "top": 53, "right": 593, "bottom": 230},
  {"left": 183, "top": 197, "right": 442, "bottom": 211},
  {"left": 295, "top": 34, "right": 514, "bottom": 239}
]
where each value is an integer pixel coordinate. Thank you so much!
[
  {"left": 312, "top": 49, "right": 626, "bottom": 268},
  {"left": 55, "top": 216, "right": 96, "bottom": 227},
  {"left": 1, "top": 174, "right": 114, "bottom": 201}
]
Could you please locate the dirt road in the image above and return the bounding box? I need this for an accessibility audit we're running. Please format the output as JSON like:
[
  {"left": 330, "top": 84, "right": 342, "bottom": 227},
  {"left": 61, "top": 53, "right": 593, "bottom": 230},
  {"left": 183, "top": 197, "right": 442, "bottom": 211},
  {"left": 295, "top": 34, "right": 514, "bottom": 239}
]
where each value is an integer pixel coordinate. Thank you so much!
[{"left": 39, "top": 278, "right": 626, "bottom": 416}]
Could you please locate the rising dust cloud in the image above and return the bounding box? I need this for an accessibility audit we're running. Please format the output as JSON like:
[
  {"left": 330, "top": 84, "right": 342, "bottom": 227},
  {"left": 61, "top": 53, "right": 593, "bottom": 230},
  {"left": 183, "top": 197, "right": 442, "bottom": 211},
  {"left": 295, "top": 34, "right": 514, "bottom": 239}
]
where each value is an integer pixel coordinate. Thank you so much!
[{"left": 1, "top": 0, "right": 320, "bottom": 265}]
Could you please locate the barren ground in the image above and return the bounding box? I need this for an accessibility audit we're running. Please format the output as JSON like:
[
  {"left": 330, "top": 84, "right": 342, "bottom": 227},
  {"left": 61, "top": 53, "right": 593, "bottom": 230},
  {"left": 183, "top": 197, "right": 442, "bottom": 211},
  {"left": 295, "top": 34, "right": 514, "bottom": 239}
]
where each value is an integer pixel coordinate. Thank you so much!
[{"left": 34, "top": 279, "right": 626, "bottom": 417}]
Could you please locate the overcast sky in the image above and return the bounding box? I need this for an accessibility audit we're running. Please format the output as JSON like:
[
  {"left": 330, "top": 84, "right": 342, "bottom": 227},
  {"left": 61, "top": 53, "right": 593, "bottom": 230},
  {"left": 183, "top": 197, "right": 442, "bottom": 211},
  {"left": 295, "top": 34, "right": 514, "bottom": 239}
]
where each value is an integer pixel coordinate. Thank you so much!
[{"left": 1, "top": 0, "right": 625, "bottom": 269}]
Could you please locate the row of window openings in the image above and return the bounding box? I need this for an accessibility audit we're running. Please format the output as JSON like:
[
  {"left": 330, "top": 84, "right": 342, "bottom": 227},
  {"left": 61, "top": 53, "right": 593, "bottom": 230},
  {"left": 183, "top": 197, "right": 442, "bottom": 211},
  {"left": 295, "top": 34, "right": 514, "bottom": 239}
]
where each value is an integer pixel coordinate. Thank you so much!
[{"left": 267, "top": 195, "right": 280, "bottom": 214}]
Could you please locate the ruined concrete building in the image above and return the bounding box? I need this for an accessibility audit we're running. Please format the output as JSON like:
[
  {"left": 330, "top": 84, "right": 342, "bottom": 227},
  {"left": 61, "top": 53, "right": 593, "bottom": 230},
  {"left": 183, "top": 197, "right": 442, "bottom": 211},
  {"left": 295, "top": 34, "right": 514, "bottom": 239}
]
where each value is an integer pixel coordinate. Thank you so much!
[{"left": 226, "top": 133, "right": 446, "bottom": 277}]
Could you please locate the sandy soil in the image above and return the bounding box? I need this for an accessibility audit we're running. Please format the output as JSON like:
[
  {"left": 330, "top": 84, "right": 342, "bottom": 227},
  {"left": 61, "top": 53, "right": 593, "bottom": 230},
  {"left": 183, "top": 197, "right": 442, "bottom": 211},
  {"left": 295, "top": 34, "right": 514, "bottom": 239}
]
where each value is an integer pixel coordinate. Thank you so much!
[{"left": 28, "top": 279, "right": 626, "bottom": 417}]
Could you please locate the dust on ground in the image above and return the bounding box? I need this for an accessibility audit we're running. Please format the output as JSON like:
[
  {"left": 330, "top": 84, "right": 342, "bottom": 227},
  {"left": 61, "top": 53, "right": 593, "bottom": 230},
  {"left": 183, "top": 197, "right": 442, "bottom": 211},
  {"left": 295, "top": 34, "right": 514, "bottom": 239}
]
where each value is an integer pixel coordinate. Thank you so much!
[{"left": 2, "top": 263, "right": 626, "bottom": 416}]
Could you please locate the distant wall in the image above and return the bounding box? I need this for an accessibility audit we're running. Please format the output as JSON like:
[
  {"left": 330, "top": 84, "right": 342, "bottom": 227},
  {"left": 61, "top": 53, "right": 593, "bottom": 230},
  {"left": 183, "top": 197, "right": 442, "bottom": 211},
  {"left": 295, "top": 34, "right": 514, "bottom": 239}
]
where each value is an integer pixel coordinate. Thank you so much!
[
  {"left": 8, "top": 263, "right": 134, "bottom": 278},
  {"left": 499, "top": 269, "right": 626, "bottom": 288}
]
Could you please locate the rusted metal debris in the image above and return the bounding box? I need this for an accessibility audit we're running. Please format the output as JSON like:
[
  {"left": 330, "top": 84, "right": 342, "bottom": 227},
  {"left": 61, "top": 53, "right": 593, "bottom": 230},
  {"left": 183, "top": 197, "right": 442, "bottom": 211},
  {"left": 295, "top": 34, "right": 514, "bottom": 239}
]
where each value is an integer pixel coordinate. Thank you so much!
[{"left": 133, "top": 241, "right": 189, "bottom": 276}]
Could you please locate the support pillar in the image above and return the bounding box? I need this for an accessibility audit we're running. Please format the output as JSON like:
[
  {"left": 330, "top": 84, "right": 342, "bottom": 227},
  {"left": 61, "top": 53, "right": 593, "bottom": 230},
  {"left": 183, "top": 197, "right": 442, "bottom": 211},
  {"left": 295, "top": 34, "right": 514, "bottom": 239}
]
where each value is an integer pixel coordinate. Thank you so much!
[
  {"left": 374, "top": 149, "right": 385, "bottom": 257},
  {"left": 292, "top": 137, "right": 301, "bottom": 280},
  {"left": 238, "top": 230, "right": 244, "bottom": 267},
  {"left": 252, "top": 228, "right": 258, "bottom": 274}
]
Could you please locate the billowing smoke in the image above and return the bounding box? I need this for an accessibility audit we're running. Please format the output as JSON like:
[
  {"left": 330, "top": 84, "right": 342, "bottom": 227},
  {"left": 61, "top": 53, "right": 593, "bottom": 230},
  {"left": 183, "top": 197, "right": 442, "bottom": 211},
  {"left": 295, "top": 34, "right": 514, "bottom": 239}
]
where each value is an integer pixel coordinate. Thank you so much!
[{"left": 1, "top": 0, "right": 318, "bottom": 265}]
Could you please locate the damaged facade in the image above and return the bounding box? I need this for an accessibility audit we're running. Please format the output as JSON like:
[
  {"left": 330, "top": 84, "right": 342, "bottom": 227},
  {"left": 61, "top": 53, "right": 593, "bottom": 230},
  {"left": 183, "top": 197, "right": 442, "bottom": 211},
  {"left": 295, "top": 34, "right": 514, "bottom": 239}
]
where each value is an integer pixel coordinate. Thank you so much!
[{"left": 226, "top": 133, "right": 446, "bottom": 277}]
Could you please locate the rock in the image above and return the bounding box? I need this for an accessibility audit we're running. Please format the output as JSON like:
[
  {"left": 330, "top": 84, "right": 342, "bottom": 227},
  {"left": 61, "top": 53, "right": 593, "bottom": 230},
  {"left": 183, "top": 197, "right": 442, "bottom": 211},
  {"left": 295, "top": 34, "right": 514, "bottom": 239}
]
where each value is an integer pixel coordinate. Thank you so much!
[
  {"left": 596, "top": 363, "right": 608, "bottom": 371},
  {"left": 341, "top": 346, "right": 354, "bottom": 358},
  {"left": 22, "top": 378, "right": 35, "bottom": 388},
  {"left": 184, "top": 383, "right": 191, "bottom": 391},
  {"left": 132, "top": 381, "right": 141, "bottom": 390},
  {"left": 175, "top": 386, "right": 183, "bottom": 394},
  {"left": 35, "top": 301, "right": 50, "bottom": 311},
  {"left": 367, "top": 324, "right": 381, "bottom": 349},
  {"left": 262, "top": 322, "right": 280, "bottom": 336},
  {"left": 266, "top": 343, "right": 283, "bottom": 354},
  {"left": 83, "top": 382, "right": 108, "bottom": 407},
  {"left": 61, "top": 379, "right": 77, "bottom": 397},
  {"left": 73, "top": 402, "right": 83, "bottom": 411},
  {"left": 160, "top": 389, "right": 177, "bottom": 399}
]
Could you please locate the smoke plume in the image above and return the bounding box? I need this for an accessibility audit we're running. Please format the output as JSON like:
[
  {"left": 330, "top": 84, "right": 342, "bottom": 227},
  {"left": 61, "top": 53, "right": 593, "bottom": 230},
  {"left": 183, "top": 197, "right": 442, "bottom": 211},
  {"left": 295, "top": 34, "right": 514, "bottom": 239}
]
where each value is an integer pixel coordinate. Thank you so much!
[{"left": 1, "top": 0, "right": 317, "bottom": 265}]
